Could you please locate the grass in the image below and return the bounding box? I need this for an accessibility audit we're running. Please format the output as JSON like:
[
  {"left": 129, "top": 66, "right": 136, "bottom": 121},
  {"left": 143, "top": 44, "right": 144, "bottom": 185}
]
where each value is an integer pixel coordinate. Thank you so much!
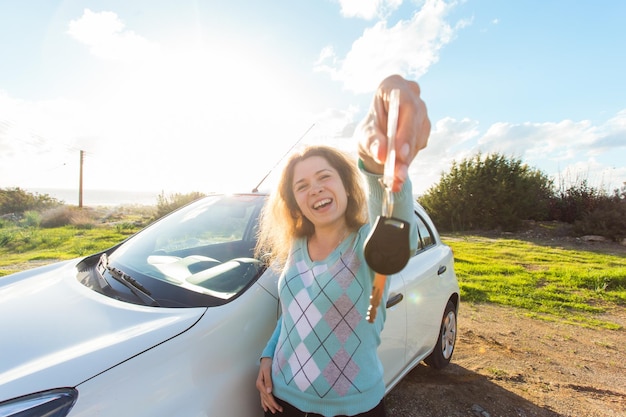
[
  {"left": 444, "top": 235, "right": 626, "bottom": 329},
  {"left": 0, "top": 224, "right": 142, "bottom": 276},
  {"left": 1, "top": 212, "right": 625, "bottom": 329}
]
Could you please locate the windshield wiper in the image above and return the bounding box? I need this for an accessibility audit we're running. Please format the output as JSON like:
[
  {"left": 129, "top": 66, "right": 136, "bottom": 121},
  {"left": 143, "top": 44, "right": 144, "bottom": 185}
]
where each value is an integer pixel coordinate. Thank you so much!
[{"left": 99, "top": 254, "right": 160, "bottom": 306}]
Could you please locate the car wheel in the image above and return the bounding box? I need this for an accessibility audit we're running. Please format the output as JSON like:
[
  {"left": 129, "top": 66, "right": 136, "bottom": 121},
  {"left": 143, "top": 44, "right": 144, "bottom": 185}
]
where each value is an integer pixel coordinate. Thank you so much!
[{"left": 425, "top": 300, "right": 457, "bottom": 369}]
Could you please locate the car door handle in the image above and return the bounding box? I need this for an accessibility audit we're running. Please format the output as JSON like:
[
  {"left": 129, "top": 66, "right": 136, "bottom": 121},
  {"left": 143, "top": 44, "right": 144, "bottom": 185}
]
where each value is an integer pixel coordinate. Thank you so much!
[
  {"left": 386, "top": 293, "right": 403, "bottom": 308},
  {"left": 437, "top": 265, "right": 447, "bottom": 275}
]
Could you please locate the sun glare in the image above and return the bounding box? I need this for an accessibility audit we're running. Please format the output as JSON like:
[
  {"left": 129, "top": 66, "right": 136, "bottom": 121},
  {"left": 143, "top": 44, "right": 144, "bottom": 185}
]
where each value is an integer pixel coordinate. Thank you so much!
[{"left": 68, "top": 34, "right": 315, "bottom": 194}]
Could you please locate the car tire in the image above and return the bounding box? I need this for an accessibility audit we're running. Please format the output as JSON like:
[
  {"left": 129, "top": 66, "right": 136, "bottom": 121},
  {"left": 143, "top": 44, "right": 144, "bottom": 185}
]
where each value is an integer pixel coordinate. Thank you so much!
[{"left": 424, "top": 300, "right": 457, "bottom": 369}]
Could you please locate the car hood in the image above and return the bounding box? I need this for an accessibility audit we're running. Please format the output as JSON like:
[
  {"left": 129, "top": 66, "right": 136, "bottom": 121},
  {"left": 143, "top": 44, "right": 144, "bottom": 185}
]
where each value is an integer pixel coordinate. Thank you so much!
[{"left": 0, "top": 260, "right": 206, "bottom": 401}]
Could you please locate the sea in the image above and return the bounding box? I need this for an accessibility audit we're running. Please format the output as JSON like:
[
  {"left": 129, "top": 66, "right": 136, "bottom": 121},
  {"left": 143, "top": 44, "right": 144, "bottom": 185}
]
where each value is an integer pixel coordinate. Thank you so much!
[{"left": 27, "top": 188, "right": 160, "bottom": 207}]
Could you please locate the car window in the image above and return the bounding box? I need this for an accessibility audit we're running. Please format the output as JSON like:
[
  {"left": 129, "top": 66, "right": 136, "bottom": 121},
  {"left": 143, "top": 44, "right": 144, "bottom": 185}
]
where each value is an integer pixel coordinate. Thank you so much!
[
  {"left": 86, "top": 195, "right": 268, "bottom": 306},
  {"left": 415, "top": 211, "right": 435, "bottom": 253},
  {"left": 154, "top": 199, "right": 257, "bottom": 253}
]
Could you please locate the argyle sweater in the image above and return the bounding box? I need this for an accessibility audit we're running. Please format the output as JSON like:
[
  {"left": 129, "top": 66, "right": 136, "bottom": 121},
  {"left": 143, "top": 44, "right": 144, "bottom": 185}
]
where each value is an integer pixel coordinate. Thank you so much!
[{"left": 261, "top": 168, "right": 416, "bottom": 417}]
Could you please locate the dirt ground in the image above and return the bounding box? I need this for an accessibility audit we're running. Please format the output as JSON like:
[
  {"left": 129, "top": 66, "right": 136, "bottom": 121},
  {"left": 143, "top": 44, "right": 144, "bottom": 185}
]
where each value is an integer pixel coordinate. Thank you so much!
[
  {"left": 386, "top": 230, "right": 626, "bottom": 417},
  {"left": 386, "top": 303, "right": 626, "bottom": 417}
]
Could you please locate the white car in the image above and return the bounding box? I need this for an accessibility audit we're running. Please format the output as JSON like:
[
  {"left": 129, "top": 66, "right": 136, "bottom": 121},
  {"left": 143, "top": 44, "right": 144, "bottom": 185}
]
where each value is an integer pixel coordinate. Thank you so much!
[{"left": 0, "top": 193, "right": 459, "bottom": 417}]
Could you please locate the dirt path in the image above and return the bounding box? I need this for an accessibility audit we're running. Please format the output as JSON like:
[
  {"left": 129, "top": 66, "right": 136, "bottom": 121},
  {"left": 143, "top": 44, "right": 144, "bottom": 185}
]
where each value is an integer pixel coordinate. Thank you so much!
[{"left": 386, "top": 303, "right": 626, "bottom": 417}]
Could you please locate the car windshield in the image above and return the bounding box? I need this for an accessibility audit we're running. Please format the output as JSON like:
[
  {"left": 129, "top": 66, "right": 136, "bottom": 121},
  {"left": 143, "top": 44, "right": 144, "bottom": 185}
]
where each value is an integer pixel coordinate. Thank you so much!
[{"left": 78, "top": 194, "right": 267, "bottom": 308}]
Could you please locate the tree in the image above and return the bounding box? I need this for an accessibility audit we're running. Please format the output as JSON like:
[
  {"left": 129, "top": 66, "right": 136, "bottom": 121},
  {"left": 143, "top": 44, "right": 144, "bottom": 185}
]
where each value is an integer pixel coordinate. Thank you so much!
[{"left": 419, "top": 153, "right": 553, "bottom": 232}]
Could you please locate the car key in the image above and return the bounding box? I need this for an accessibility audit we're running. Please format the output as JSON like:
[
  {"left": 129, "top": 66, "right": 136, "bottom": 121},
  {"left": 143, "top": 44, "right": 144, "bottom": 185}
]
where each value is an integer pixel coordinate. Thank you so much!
[
  {"left": 364, "top": 88, "right": 410, "bottom": 275},
  {"left": 363, "top": 214, "right": 410, "bottom": 275},
  {"left": 364, "top": 89, "right": 411, "bottom": 322}
]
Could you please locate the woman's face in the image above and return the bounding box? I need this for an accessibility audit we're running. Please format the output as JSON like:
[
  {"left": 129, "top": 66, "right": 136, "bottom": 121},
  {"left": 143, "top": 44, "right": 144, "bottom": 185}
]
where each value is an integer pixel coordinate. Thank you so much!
[{"left": 292, "top": 155, "right": 348, "bottom": 230}]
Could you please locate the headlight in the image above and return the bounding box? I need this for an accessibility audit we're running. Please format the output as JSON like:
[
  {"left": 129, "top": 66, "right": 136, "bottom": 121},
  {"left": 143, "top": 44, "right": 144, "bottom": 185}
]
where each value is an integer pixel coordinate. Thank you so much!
[{"left": 0, "top": 388, "right": 77, "bottom": 417}]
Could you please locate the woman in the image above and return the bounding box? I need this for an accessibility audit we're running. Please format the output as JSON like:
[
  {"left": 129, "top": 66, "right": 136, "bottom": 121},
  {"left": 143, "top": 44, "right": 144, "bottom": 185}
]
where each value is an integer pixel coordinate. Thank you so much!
[{"left": 255, "top": 75, "right": 430, "bottom": 417}]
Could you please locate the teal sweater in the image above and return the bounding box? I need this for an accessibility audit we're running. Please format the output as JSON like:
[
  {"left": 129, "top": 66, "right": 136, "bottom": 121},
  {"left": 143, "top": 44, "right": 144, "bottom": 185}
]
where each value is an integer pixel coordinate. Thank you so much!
[{"left": 261, "top": 168, "right": 417, "bottom": 417}]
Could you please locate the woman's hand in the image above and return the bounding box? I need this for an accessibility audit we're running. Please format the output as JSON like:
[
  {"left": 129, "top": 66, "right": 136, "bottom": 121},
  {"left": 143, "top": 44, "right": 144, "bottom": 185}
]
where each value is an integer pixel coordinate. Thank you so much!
[
  {"left": 357, "top": 74, "right": 431, "bottom": 192},
  {"left": 256, "top": 357, "right": 282, "bottom": 414}
]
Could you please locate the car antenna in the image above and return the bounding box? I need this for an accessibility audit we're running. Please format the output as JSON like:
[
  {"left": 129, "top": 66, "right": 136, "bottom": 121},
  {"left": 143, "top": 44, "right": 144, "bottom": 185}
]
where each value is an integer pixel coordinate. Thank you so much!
[{"left": 251, "top": 123, "right": 315, "bottom": 193}]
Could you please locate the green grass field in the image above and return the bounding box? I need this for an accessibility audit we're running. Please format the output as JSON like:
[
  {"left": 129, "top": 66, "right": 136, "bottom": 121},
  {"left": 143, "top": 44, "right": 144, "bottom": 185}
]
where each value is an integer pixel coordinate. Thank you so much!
[
  {"left": 445, "top": 235, "right": 626, "bottom": 329},
  {"left": 1, "top": 222, "right": 624, "bottom": 329},
  {"left": 0, "top": 224, "right": 140, "bottom": 275}
]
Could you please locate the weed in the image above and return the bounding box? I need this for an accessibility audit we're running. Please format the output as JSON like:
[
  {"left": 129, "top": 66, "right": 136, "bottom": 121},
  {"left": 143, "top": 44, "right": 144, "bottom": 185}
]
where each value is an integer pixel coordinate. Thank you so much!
[
  {"left": 115, "top": 222, "right": 136, "bottom": 233},
  {"left": 487, "top": 368, "right": 508, "bottom": 378},
  {"left": 0, "top": 230, "right": 14, "bottom": 247}
]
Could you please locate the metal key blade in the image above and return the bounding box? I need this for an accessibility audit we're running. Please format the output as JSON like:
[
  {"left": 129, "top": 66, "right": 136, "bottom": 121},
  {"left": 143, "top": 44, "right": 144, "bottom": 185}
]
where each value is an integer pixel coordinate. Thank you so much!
[
  {"left": 366, "top": 273, "right": 387, "bottom": 323},
  {"left": 383, "top": 89, "right": 400, "bottom": 192}
]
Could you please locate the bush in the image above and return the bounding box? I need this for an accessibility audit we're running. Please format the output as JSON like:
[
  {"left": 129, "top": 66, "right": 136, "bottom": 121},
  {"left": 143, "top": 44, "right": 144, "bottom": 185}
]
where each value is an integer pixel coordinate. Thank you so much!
[
  {"left": 0, "top": 229, "right": 14, "bottom": 247},
  {"left": 549, "top": 178, "right": 605, "bottom": 223},
  {"left": 572, "top": 191, "right": 626, "bottom": 242},
  {"left": 40, "top": 206, "right": 96, "bottom": 228},
  {"left": 0, "top": 216, "right": 14, "bottom": 228},
  {"left": 154, "top": 191, "right": 206, "bottom": 220},
  {"left": 0, "top": 187, "right": 63, "bottom": 215},
  {"left": 20, "top": 211, "right": 41, "bottom": 228},
  {"left": 40, "top": 207, "right": 73, "bottom": 228},
  {"left": 419, "top": 153, "right": 553, "bottom": 232}
]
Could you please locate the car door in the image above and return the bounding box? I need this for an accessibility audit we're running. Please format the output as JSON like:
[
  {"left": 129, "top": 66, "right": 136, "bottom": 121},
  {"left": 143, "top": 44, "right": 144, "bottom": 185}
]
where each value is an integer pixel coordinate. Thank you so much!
[
  {"left": 401, "top": 210, "right": 448, "bottom": 362},
  {"left": 378, "top": 272, "right": 407, "bottom": 384}
]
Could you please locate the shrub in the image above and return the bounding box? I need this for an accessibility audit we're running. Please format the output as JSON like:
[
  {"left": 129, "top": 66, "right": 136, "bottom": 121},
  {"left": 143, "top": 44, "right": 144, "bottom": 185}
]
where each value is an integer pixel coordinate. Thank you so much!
[
  {"left": 40, "top": 206, "right": 96, "bottom": 228},
  {"left": 40, "top": 207, "right": 73, "bottom": 228},
  {"left": 20, "top": 211, "right": 41, "bottom": 228},
  {"left": 0, "top": 187, "right": 63, "bottom": 215},
  {"left": 0, "top": 217, "right": 13, "bottom": 229},
  {"left": 69, "top": 208, "right": 97, "bottom": 229},
  {"left": 0, "top": 230, "right": 14, "bottom": 247},
  {"left": 419, "top": 153, "right": 553, "bottom": 232},
  {"left": 572, "top": 191, "right": 626, "bottom": 242},
  {"left": 549, "top": 178, "right": 605, "bottom": 223},
  {"left": 154, "top": 191, "right": 206, "bottom": 220}
]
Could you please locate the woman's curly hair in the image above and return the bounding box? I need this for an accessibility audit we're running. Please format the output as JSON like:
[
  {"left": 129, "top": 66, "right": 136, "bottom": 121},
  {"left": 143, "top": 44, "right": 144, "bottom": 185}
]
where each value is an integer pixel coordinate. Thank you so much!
[{"left": 255, "top": 145, "right": 367, "bottom": 269}]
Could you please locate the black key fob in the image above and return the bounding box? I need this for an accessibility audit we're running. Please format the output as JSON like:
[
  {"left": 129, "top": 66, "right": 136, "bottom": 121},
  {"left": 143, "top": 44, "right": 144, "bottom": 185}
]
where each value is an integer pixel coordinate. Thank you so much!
[{"left": 363, "top": 215, "right": 410, "bottom": 275}]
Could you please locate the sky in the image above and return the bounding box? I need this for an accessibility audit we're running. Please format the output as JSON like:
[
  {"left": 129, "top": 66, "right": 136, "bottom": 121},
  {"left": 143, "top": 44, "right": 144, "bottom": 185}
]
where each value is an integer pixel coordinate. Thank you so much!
[{"left": 1, "top": 0, "right": 625, "bottom": 204}]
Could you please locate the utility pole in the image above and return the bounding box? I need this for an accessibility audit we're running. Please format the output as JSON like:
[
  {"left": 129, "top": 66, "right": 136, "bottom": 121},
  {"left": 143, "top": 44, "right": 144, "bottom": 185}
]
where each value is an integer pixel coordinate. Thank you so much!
[{"left": 79, "top": 150, "right": 84, "bottom": 208}]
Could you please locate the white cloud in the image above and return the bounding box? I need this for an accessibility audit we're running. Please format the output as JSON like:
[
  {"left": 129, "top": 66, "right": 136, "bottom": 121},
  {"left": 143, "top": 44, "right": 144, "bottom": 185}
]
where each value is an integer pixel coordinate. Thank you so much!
[
  {"left": 591, "top": 109, "right": 626, "bottom": 152},
  {"left": 477, "top": 120, "right": 597, "bottom": 161},
  {"left": 411, "top": 113, "right": 626, "bottom": 195},
  {"left": 430, "top": 116, "right": 480, "bottom": 152},
  {"left": 316, "top": 0, "right": 469, "bottom": 93},
  {"left": 408, "top": 116, "right": 481, "bottom": 194},
  {"left": 67, "top": 9, "right": 160, "bottom": 61},
  {"left": 315, "top": 46, "right": 338, "bottom": 67},
  {"left": 554, "top": 159, "right": 626, "bottom": 193},
  {"left": 338, "top": 0, "right": 403, "bottom": 20},
  {"left": 0, "top": 90, "right": 107, "bottom": 189},
  {"left": 49, "top": 8, "right": 320, "bottom": 193},
  {"left": 0, "top": 93, "right": 87, "bottom": 155},
  {"left": 5, "top": 4, "right": 623, "bottom": 200}
]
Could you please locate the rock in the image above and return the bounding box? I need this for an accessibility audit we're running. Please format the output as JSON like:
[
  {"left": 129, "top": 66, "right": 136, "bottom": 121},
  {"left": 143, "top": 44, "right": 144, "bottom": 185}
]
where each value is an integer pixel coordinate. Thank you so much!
[
  {"left": 471, "top": 404, "right": 491, "bottom": 417},
  {"left": 581, "top": 235, "right": 608, "bottom": 242},
  {"left": 515, "top": 408, "right": 528, "bottom": 417}
]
